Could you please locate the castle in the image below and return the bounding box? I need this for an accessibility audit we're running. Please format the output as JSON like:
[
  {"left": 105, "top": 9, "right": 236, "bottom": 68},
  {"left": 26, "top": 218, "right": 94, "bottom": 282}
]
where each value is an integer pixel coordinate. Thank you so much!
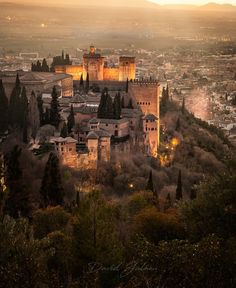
[
  {"left": 46, "top": 79, "right": 161, "bottom": 169},
  {"left": 55, "top": 45, "right": 136, "bottom": 81}
]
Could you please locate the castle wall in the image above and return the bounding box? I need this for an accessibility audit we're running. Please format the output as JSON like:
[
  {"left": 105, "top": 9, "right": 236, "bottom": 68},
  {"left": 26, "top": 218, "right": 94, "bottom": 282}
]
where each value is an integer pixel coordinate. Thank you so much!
[
  {"left": 119, "top": 57, "right": 136, "bottom": 81},
  {"left": 129, "top": 82, "right": 160, "bottom": 116},
  {"left": 55, "top": 65, "right": 83, "bottom": 81},
  {"left": 83, "top": 57, "right": 104, "bottom": 81},
  {"left": 103, "top": 68, "right": 119, "bottom": 81}
]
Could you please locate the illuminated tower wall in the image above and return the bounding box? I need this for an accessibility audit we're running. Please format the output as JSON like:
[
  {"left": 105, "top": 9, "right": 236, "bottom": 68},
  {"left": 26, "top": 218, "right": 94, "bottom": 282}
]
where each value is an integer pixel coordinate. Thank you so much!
[
  {"left": 119, "top": 57, "right": 136, "bottom": 81},
  {"left": 129, "top": 80, "right": 161, "bottom": 154},
  {"left": 83, "top": 46, "right": 105, "bottom": 81}
]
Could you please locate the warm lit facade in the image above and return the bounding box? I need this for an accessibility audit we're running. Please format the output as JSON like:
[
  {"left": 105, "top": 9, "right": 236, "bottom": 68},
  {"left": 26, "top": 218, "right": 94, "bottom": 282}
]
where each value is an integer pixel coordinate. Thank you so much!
[
  {"left": 129, "top": 80, "right": 161, "bottom": 155},
  {"left": 55, "top": 46, "right": 136, "bottom": 81}
]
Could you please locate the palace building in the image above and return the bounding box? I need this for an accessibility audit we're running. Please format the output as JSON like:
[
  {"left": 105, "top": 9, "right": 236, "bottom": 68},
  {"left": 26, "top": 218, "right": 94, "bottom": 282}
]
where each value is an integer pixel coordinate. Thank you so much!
[{"left": 54, "top": 45, "right": 136, "bottom": 81}]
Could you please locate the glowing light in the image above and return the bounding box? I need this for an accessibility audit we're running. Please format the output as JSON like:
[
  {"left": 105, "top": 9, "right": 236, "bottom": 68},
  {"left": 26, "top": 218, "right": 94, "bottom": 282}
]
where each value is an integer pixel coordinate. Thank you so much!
[
  {"left": 41, "top": 23, "right": 46, "bottom": 28},
  {"left": 6, "top": 16, "right": 12, "bottom": 21},
  {"left": 129, "top": 183, "right": 134, "bottom": 189},
  {"left": 171, "top": 138, "right": 179, "bottom": 147}
]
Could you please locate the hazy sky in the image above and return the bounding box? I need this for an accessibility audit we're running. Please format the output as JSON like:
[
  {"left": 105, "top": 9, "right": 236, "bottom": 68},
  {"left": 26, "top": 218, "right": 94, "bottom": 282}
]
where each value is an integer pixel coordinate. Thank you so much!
[
  {"left": 150, "top": 0, "right": 236, "bottom": 4},
  {"left": 2, "top": 0, "right": 236, "bottom": 6}
]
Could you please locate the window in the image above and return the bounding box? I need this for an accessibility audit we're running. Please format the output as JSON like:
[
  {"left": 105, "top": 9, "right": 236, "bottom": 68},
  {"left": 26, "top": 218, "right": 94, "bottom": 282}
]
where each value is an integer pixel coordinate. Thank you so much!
[{"left": 115, "top": 125, "right": 118, "bottom": 128}]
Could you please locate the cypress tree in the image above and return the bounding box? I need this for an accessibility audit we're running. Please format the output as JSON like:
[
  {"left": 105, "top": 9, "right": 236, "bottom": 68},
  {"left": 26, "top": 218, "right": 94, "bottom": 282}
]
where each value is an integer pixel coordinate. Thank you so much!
[
  {"left": 176, "top": 170, "right": 183, "bottom": 200},
  {"left": 97, "top": 88, "right": 108, "bottom": 119},
  {"left": 50, "top": 86, "right": 61, "bottom": 128},
  {"left": 106, "top": 94, "right": 114, "bottom": 119},
  {"left": 176, "top": 117, "right": 180, "bottom": 131},
  {"left": 0, "top": 79, "right": 8, "bottom": 134},
  {"left": 44, "top": 108, "right": 51, "bottom": 125},
  {"left": 36, "top": 60, "right": 42, "bottom": 72},
  {"left": 126, "top": 78, "right": 129, "bottom": 93},
  {"left": 146, "top": 170, "right": 154, "bottom": 192},
  {"left": 166, "top": 84, "right": 169, "bottom": 101},
  {"left": 20, "top": 87, "right": 29, "bottom": 143},
  {"left": 67, "top": 105, "right": 75, "bottom": 133},
  {"left": 127, "top": 98, "right": 133, "bottom": 109},
  {"left": 29, "top": 91, "right": 40, "bottom": 139},
  {"left": 20, "top": 86, "right": 28, "bottom": 129},
  {"left": 79, "top": 74, "right": 84, "bottom": 89},
  {"left": 37, "top": 94, "right": 44, "bottom": 126},
  {"left": 113, "top": 92, "right": 121, "bottom": 120},
  {"left": 121, "top": 96, "right": 125, "bottom": 108},
  {"left": 85, "top": 73, "right": 90, "bottom": 92},
  {"left": 9, "top": 74, "right": 21, "bottom": 129},
  {"left": 4, "top": 145, "right": 31, "bottom": 218},
  {"left": 42, "top": 58, "right": 49, "bottom": 72},
  {"left": 60, "top": 122, "right": 68, "bottom": 138},
  {"left": 40, "top": 152, "right": 64, "bottom": 207},
  {"left": 182, "top": 97, "right": 186, "bottom": 114}
]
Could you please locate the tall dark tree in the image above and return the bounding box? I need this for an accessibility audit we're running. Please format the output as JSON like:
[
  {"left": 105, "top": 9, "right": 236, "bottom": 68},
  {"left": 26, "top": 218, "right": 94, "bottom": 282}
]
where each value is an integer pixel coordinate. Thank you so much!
[
  {"left": 182, "top": 97, "right": 186, "bottom": 114},
  {"left": 113, "top": 92, "right": 121, "bottom": 120},
  {"left": 36, "top": 60, "right": 42, "bottom": 72},
  {"left": 0, "top": 79, "right": 8, "bottom": 134},
  {"left": 97, "top": 88, "right": 108, "bottom": 119},
  {"left": 126, "top": 78, "right": 129, "bottom": 93},
  {"left": 20, "top": 86, "right": 28, "bottom": 128},
  {"left": 146, "top": 170, "right": 154, "bottom": 192},
  {"left": 9, "top": 74, "right": 21, "bottom": 129},
  {"left": 79, "top": 74, "right": 84, "bottom": 89},
  {"left": 105, "top": 94, "right": 114, "bottom": 119},
  {"left": 50, "top": 86, "right": 61, "bottom": 128},
  {"left": 42, "top": 58, "right": 49, "bottom": 72},
  {"left": 127, "top": 98, "right": 133, "bottom": 109},
  {"left": 37, "top": 94, "right": 44, "bottom": 126},
  {"left": 44, "top": 108, "right": 51, "bottom": 125},
  {"left": 176, "top": 170, "right": 183, "bottom": 200},
  {"left": 40, "top": 152, "right": 64, "bottom": 207},
  {"left": 176, "top": 117, "right": 181, "bottom": 131},
  {"left": 67, "top": 105, "right": 75, "bottom": 133},
  {"left": 60, "top": 122, "right": 68, "bottom": 138},
  {"left": 29, "top": 91, "right": 40, "bottom": 139},
  {"left": 4, "top": 146, "right": 31, "bottom": 218},
  {"left": 121, "top": 96, "right": 125, "bottom": 109},
  {"left": 85, "top": 73, "right": 90, "bottom": 92}
]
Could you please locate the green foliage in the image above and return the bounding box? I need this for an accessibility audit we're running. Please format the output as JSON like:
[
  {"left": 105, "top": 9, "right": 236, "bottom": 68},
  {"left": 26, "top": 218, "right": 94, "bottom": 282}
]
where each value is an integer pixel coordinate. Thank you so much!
[
  {"left": 127, "top": 234, "right": 236, "bottom": 288},
  {"left": 0, "top": 216, "right": 51, "bottom": 288},
  {"left": 182, "top": 172, "right": 236, "bottom": 240},
  {"left": 4, "top": 146, "right": 31, "bottom": 218},
  {"left": 33, "top": 206, "right": 70, "bottom": 239},
  {"left": 132, "top": 207, "right": 185, "bottom": 244}
]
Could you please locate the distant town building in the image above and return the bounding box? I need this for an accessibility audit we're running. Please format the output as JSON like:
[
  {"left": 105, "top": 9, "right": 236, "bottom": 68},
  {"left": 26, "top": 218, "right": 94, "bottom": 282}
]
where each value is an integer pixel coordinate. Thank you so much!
[{"left": 0, "top": 71, "right": 73, "bottom": 98}]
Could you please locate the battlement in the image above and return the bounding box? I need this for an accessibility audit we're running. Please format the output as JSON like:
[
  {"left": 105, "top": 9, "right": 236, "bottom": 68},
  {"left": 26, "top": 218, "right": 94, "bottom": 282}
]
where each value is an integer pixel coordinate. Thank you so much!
[{"left": 130, "top": 79, "right": 160, "bottom": 86}]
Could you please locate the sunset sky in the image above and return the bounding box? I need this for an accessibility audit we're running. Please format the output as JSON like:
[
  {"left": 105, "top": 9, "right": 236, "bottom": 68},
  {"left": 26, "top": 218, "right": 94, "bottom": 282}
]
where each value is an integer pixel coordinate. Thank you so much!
[{"left": 1, "top": 0, "right": 236, "bottom": 6}]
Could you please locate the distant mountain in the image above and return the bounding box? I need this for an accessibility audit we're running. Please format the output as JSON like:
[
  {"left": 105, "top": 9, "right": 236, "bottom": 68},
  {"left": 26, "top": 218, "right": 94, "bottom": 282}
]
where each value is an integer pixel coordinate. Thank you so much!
[
  {"left": 0, "top": 0, "right": 159, "bottom": 8},
  {"left": 199, "top": 2, "right": 236, "bottom": 11}
]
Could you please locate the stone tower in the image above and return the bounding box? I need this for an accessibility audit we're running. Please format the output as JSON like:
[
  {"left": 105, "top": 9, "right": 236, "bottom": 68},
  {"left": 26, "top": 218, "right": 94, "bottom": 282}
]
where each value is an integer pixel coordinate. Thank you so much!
[
  {"left": 119, "top": 56, "right": 136, "bottom": 81},
  {"left": 129, "top": 80, "right": 161, "bottom": 155},
  {"left": 83, "top": 45, "right": 105, "bottom": 81}
]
